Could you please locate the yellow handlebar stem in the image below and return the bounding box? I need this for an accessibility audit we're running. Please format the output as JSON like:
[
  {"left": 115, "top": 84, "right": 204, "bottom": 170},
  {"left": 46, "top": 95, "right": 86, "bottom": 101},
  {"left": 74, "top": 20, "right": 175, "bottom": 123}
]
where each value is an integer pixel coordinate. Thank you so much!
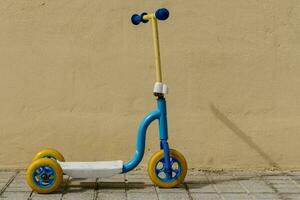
[{"left": 143, "top": 14, "right": 163, "bottom": 83}]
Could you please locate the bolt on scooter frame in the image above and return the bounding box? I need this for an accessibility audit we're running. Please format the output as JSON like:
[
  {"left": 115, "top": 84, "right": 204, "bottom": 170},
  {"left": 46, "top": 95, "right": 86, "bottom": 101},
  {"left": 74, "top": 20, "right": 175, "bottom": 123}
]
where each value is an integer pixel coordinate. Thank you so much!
[{"left": 123, "top": 11, "right": 171, "bottom": 174}]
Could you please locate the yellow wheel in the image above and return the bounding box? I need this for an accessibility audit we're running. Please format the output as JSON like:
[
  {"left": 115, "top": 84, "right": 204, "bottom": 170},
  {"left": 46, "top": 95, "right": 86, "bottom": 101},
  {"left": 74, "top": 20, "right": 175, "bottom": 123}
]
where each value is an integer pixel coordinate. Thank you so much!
[
  {"left": 31, "top": 149, "right": 65, "bottom": 162},
  {"left": 26, "top": 158, "right": 63, "bottom": 194},
  {"left": 148, "top": 149, "right": 187, "bottom": 188}
]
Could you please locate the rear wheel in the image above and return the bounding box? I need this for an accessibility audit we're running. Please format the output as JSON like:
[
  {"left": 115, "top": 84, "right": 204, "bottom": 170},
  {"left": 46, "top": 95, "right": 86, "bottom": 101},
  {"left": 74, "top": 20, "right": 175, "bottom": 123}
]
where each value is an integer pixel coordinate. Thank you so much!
[
  {"left": 26, "top": 158, "right": 63, "bottom": 193},
  {"left": 31, "top": 149, "right": 65, "bottom": 162}
]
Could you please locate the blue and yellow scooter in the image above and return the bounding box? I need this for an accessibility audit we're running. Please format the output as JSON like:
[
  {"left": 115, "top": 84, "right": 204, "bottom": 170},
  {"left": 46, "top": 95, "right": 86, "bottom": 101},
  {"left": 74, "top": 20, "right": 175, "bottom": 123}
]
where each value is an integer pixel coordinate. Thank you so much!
[{"left": 26, "top": 8, "right": 187, "bottom": 193}]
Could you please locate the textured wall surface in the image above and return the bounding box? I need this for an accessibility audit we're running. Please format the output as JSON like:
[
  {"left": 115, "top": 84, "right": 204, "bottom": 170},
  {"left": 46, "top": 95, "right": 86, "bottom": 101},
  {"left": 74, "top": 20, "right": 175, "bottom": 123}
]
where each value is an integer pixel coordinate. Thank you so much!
[{"left": 0, "top": 0, "right": 300, "bottom": 170}]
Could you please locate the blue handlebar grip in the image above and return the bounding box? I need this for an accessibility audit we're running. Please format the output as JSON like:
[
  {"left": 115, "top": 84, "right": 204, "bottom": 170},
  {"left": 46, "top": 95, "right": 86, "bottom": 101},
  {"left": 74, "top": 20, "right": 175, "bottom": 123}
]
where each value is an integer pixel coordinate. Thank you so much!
[
  {"left": 131, "top": 13, "right": 149, "bottom": 25},
  {"left": 131, "top": 14, "right": 141, "bottom": 25},
  {"left": 155, "top": 8, "right": 169, "bottom": 21}
]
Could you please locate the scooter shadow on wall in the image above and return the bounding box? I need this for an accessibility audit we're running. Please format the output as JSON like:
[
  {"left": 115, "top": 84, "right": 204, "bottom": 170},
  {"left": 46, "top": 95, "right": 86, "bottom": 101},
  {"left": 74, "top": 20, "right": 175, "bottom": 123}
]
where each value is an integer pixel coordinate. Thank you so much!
[{"left": 209, "top": 104, "right": 280, "bottom": 170}]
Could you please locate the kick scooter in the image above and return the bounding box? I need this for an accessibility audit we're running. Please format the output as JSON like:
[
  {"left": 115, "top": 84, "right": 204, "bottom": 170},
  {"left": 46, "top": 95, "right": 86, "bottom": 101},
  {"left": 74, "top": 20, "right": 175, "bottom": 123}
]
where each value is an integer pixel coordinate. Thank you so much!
[{"left": 26, "top": 8, "right": 187, "bottom": 193}]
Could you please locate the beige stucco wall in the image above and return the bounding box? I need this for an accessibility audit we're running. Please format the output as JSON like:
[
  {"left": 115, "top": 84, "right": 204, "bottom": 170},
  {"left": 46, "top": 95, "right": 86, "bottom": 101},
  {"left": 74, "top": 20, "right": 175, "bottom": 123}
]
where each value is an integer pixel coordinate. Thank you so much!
[{"left": 0, "top": 0, "right": 300, "bottom": 170}]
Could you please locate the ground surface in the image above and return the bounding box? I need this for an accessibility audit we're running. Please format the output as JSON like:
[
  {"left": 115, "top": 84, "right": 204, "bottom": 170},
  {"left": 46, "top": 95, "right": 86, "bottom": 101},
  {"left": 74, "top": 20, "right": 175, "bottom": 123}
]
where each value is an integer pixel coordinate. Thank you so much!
[{"left": 1, "top": 170, "right": 300, "bottom": 199}]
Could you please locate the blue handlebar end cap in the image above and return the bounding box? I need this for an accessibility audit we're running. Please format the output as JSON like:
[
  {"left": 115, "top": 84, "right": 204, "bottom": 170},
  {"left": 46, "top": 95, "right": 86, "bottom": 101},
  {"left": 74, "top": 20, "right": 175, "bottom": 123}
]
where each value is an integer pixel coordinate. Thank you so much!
[
  {"left": 140, "top": 12, "right": 149, "bottom": 23},
  {"left": 131, "top": 14, "right": 141, "bottom": 25},
  {"left": 155, "top": 8, "right": 169, "bottom": 21}
]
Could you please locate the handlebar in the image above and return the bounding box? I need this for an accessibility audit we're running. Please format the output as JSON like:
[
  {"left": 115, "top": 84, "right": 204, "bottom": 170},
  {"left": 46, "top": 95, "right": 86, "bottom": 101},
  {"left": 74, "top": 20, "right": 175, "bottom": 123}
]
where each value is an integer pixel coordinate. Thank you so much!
[{"left": 131, "top": 8, "right": 169, "bottom": 25}]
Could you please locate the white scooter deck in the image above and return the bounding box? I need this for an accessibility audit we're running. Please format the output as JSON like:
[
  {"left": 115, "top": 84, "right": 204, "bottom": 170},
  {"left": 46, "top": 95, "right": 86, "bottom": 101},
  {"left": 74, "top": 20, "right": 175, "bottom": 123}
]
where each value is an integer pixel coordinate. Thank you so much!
[{"left": 57, "top": 160, "right": 123, "bottom": 178}]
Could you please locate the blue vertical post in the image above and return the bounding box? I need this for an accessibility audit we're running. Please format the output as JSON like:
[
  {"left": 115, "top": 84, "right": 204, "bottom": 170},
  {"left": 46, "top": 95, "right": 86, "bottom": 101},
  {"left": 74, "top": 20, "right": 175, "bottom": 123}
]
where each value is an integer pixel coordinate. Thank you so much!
[{"left": 157, "top": 97, "right": 172, "bottom": 177}]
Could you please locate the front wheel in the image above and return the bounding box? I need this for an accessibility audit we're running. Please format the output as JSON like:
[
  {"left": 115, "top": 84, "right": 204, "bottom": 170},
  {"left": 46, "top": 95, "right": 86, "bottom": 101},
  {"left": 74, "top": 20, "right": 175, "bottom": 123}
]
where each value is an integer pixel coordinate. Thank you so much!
[{"left": 148, "top": 149, "right": 187, "bottom": 188}]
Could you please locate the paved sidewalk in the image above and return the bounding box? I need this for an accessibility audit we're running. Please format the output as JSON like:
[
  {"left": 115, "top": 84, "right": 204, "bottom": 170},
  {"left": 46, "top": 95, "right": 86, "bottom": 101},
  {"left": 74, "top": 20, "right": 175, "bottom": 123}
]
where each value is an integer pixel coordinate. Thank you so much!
[{"left": 1, "top": 170, "right": 300, "bottom": 199}]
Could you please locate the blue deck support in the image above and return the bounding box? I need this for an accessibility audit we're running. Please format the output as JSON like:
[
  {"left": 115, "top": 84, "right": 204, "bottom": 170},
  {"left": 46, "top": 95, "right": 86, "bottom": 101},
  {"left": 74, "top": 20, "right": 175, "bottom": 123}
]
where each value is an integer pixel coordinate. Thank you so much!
[
  {"left": 122, "top": 97, "right": 170, "bottom": 173},
  {"left": 122, "top": 110, "right": 161, "bottom": 172}
]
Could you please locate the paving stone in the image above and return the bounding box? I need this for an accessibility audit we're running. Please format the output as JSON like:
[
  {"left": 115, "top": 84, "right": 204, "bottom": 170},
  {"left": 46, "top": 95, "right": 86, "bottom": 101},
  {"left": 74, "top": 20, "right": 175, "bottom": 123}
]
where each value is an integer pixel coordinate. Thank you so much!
[
  {"left": 214, "top": 181, "right": 246, "bottom": 193},
  {"left": 126, "top": 184, "right": 156, "bottom": 193},
  {"left": 158, "top": 192, "right": 190, "bottom": 200},
  {"left": 31, "top": 192, "right": 62, "bottom": 200},
  {"left": 0, "top": 172, "right": 16, "bottom": 180},
  {"left": 62, "top": 188, "right": 95, "bottom": 200},
  {"left": 187, "top": 183, "right": 216, "bottom": 193},
  {"left": 62, "top": 178, "right": 96, "bottom": 200},
  {"left": 271, "top": 183, "right": 300, "bottom": 194},
  {"left": 280, "top": 194, "right": 300, "bottom": 199},
  {"left": 207, "top": 175, "right": 236, "bottom": 182},
  {"left": 190, "top": 193, "right": 221, "bottom": 200},
  {"left": 221, "top": 193, "right": 252, "bottom": 200},
  {"left": 263, "top": 175, "right": 291, "bottom": 180},
  {"left": 156, "top": 185, "right": 186, "bottom": 193},
  {"left": 250, "top": 193, "right": 281, "bottom": 200},
  {"left": 185, "top": 174, "right": 209, "bottom": 184},
  {"left": 97, "top": 192, "right": 126, "bottom": 200},
  {"left": 125, "top": 174, "right": 153, "bottom": 184},
  {"left": 127, "top": 192, "right": 158, "bottom": 200},
  {"left": 4, "top": 173, "right": 31, "bottom": 192},
  {"left": 0, "top": 192, "right": 31, "bottom": 200},
  {"left": 239, "top": 180, "right": 274, "bottom": 193},
  {"left": 98, "top": 182, "right": 126, "bottom": 193}
]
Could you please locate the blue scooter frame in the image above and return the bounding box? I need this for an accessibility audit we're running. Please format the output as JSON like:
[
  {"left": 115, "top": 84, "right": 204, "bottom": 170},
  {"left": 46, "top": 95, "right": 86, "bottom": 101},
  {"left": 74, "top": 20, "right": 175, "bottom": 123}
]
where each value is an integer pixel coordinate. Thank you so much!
[
  {"left": 123, "top": 96, "right": 171, "bottom": 173},
  {"left": 25, "top": 8, "right": 187, "bottom": 193}
]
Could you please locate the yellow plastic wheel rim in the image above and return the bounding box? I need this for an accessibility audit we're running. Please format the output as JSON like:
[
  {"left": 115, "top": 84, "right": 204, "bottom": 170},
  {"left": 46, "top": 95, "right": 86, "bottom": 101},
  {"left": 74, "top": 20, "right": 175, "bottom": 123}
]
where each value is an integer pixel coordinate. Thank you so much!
[
  {"left": 26, "top": 158, "right": 63, "bottom": 194},
  {"left": 148, "top": 149, "right": 187, "bottom": 188},
  {"left": 31, "top": 149, "right": 65, "bottom": 162}
]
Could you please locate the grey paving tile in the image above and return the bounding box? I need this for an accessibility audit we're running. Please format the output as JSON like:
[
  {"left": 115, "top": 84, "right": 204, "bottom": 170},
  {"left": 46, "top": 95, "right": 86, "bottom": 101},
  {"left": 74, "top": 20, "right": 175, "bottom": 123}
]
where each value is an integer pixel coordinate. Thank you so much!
[
  {"left": 126, "top": 184, "right": 156, "bottom": 193},
  {"left": 185, "top": 174, "right": 209, "bottom": 184},
  {"left": 214, "top": 181, "right": 246, "bottom": 193},
  {"left": 158, "top": 192, "right": 190, "bottom": 200},
  {"left": 280, "top": 193, "right": 300, "bottom": 199},
  {"left": 63, "top": 178, "right": 96, "bottom": 200},
  {"left": 0, "top": 172, "right": 17, "bottom": 194},
  {"left": 271, "top": 183, "right": 300, "bottom": 194},
  {"left": 239, "top": 180, "right": 274, "bottom": 193},
  {"left": 250, "top": 193, "right": 281, "bottom": 200},
  {"left": 0, "top": 192, "right": 31, "bottom": 200},
  {"left": 62, "top": 189, "right": 95, "bottom": 200},
  {"left": 191, "top": 193, "right": 221, "bottom": 200},
  {"left": 0, "top": 172, "right": 16, "bottom": 180},
  {"left": 125, "top": 173, "right": 153, "bottom": 184},
  {"left": 187, "top": 183, "right": 216, "bottom": 193},
  {"left": 98, "top": 182, "right": 125, "bottom": 193},
  {"left": 97, "top": 192, "right": 126, "bottom": 200},
  {"left": 127, "top": 192, "right": 158, "bottom": 200},
  {"left": 156, "top": 185, "right": 186, "bottom": 193},
  {"left": 221, "top": 193, "right": 252, "bottom": 200},
  {"left": 207, "top": 175, "right": 236, "bottom": 182},
  {"left": 263, "top": 175, "right": 291, "bottom": 180},
  {"left": 31, "top": 192, "right": 62, "bottom": 200},
  {"left": 4, "top": 173, "right": 31, "bottom": 192}
]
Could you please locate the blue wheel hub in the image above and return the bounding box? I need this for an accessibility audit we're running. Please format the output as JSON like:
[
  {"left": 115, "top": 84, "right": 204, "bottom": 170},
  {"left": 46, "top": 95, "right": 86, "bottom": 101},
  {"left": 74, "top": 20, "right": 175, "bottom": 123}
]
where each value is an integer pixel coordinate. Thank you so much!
[
  {"left": 155, "top": 157, "right": 182, "bottom": 182},
  {"left": 32, "top": 165, "right": 56, "bottom": 188}
]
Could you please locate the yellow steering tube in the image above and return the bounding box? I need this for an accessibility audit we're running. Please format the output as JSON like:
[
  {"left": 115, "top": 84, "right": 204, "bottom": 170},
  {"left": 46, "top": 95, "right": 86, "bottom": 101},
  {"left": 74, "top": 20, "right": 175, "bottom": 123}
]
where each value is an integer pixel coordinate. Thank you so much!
[{"left": 131, "top": 8, "right": 169, "bottom": 84}]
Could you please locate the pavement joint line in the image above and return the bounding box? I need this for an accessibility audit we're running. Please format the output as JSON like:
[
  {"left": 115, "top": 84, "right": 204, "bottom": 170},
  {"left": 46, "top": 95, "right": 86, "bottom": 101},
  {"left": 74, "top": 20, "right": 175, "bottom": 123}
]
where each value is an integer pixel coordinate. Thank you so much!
[
  {"left": 204, "top": 173, "right": 225, "bottom": 200},
  {"left": 154, "top": 186, "right": 160, "bottom": 200},
  {"left": 28, "top": 190, "right": 34, "bottom": 200},
  {"left": 124, "top": 174, "right": 128, "bottom": 200},
  {"left": 0, "top": 170, "right": 20, "bottom": 196},
  {"left": 260, "top": 173, "right": 285, "bottom": 200},
  {"left": 60, "top": 177, "right": 71, "bottom": 200},
  {"left": 287, "top": 173, "right": 300, "bottom": 191},
  {"left": 234, "top": 173, "right": 256, "bottom": 200},
  {"left": 92, "top": 178, "right": 99, "bottom": 200},
  {"left": 183, "top": 182, "right": 193, "bottom": 200}
]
